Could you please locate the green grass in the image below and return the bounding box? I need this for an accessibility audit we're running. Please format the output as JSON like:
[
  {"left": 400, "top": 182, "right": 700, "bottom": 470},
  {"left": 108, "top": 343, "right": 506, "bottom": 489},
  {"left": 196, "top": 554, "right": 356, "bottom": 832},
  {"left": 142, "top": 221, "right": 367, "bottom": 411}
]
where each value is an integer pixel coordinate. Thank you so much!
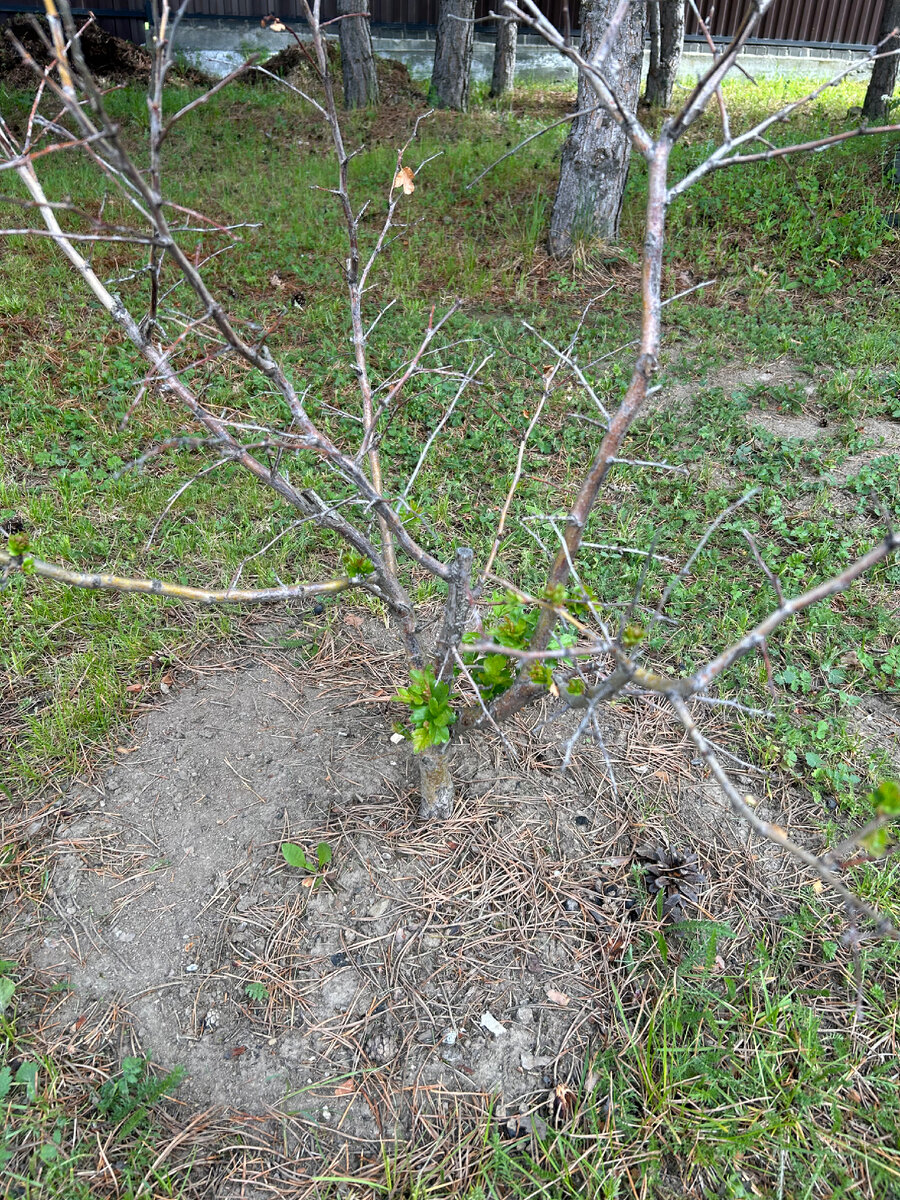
[
  {"left": 466, "top": 935, "right": 900, "bottom": 1199},
  {"left": 1, "top": 976, "right": 186, "bottom": 1198},
  {"left": 2, "top": 65, "right": 900, "bottom": 1198}
]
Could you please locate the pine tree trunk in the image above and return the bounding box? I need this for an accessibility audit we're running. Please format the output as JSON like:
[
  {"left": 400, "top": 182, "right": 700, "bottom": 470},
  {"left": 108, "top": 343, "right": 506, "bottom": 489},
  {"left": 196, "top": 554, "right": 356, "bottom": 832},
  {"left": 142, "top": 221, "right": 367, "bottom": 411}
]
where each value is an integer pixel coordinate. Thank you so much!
[
  {"left": 863, "top": 0, "right": 900, "bottom": 121},
  {"left": 548, "top": 0, "right": 645, "bottom": 258},
  {"left": 646, "top": 0, "right": 660, "bottom": 99},
  {"left": 490, "top": 13, "right": 518, "bottom": 98},
  {"left": 431, "top": 0, "right": 476, "bottom": 111},
  {"left": 338, "top": 0, "right": 379, "bottom": 110},
  {"left": 643, "top": 0, "right": 684, "bottom": 108},
  {"left": 418, "top": 745, "right": 455, "bottom": 819}
]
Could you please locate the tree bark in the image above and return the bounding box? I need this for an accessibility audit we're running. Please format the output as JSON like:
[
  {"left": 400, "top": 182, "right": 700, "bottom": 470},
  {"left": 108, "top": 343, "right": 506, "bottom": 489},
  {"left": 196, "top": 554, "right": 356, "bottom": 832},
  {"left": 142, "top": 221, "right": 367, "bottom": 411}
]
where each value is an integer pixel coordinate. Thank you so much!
[
  {"left": 431, "top": 0, "right": 476, "bottom": 111},
  {"left": 490, "top": 12, "right": 518, "bottom": 98},
  {"left": 643, "top": 0, "right": 684, "bottom": 108},
  {"left": 548, "top": 0, "right": 646, "bottom": 257},
  {"left": 418, "top": 545, "right": 472, "bottom": 820},
  {"left": 646, "top": 0, "right": 660, "bottom": 100},
  {"left": 418, "top": 746, "right": 455, "bottom": 819},
  {"left": 863, "top": 0, "right": 900, "bottom": 121},
  {"left": 337, "top": 0, "right": 379, "bottom": 109}
]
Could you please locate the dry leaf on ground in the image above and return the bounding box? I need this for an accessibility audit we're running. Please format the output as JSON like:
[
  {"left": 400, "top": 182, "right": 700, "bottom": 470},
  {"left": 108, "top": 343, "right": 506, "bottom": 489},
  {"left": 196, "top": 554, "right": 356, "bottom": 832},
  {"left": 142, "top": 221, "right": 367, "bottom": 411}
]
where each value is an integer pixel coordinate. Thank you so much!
[{"left": 545, "top": 987, "right": 570, "bottom": 1006}]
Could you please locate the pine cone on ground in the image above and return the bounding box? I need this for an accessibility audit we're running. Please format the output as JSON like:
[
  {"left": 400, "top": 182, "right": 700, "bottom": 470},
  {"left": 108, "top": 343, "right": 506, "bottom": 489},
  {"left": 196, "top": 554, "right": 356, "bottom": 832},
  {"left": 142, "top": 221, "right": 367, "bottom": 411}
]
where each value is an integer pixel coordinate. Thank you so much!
[
  {"left": 634, "top": 844, "right": 706, "bottom": 922},
  {"left": 563, "top": 863, "right": 638, "bottom": 955}
]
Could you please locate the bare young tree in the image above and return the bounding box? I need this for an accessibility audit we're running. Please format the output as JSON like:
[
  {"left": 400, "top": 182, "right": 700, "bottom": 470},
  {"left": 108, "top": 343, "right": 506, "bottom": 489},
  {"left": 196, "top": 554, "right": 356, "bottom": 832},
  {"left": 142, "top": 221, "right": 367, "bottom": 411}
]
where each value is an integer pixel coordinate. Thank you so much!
[
  {"left": 490, "top": 7, "right": 518, "bottom": 98},
  {"left": 863, "top": 0, "right": 900, "bottom": 120},
  {"left": 337, "top": 0, "right": 379, "bottom": 109},
  {"left": 548, "top": 0, "right": 645, "bottom": 257},
  {"left": 431, "top": 0, "right": 476, "bottom": 110},
  {"left": 4, "top": 0, "right": 900, "bottom": 938},
  {"left": 643, "top": 0, "right": 685, "bottom": 108}
]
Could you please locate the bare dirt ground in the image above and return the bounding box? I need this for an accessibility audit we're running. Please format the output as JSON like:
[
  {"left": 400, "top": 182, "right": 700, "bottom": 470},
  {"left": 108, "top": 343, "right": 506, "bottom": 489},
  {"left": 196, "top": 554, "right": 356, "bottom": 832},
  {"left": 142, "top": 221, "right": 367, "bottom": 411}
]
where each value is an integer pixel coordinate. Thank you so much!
[{"left": 17, "top": 612, "right": 814, "bottom": 1177}]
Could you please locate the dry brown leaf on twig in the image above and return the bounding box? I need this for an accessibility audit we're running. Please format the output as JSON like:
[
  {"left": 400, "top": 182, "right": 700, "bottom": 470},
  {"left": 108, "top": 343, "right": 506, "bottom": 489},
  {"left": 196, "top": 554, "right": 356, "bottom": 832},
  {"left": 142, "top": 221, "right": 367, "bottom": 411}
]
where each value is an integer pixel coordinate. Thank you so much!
[{"left": 392, "top": 166, "right": 415, "bottom": 195}]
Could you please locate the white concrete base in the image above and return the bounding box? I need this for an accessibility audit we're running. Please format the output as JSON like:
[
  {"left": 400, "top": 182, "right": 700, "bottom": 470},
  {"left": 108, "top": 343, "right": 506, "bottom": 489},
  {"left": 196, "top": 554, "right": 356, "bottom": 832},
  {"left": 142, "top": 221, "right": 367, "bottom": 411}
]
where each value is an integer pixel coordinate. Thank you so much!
[{"left": 172, "top": 20, "right": 875, "bottom": 87}]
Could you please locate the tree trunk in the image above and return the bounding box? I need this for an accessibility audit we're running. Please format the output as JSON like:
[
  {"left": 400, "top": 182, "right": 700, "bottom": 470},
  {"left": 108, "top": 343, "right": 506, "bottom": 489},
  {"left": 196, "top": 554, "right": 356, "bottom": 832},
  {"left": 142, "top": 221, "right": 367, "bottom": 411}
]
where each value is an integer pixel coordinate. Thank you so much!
[
  {"left": 548, "top": 0, "right": 645, "bottom": 258},
  {"left": 490, "top": 13, "right": 518, "bottom": 98},
  {"left": 863, "top": 0, "right": 900, "bottom": 121},
  {"left": 643, "top": 0, "right": 685, "bottom": 108},
  {"left": 338, "top": 0, "right": 379, "bottom": 109},
  {"left": 646, "top": 0, "right": 660, "bottom": 100},
  {"left": 418, "top": 745, "right": 455, "bottom": 819},
  {"left": 431, "top": 0, "right": 476, "bottom": 111},
  {"left": 417, "top": 545, "right": 472, "bottom": 821}
]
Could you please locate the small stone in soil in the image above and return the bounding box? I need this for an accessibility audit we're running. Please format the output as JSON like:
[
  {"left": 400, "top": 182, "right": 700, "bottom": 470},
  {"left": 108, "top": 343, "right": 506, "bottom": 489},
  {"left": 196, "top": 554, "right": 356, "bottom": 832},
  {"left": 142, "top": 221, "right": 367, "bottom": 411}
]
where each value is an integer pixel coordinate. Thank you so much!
[{"left": 480, "top": 1012, "right": 506, "bottom": 1038}]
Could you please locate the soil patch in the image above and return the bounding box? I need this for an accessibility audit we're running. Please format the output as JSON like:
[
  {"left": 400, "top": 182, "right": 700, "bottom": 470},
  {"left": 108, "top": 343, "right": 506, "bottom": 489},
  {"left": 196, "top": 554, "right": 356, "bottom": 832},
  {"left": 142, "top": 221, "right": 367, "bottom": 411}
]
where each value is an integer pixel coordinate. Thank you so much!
[
  {"left": 656, "top": 361, "right": 900, "bottom": 490},
  {"left": 27, "top": 617, "right": 812, "bottom": 1166},
  {"left": 0, "top": 17, "right": 213, "bottom": 88}
]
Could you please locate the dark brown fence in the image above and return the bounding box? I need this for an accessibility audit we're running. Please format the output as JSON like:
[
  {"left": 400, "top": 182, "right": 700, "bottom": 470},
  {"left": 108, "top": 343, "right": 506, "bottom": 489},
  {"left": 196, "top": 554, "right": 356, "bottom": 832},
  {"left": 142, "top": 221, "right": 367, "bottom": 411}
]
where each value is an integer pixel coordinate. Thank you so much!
[
  {"left": 0, "top": 0, "right": 888, "bottom": 48},
  {"left": 685, "top": 0, "right": 885, "bottom": 47},
  {"left": 173, "top": 0, "right": 575, "bottom": 31}
]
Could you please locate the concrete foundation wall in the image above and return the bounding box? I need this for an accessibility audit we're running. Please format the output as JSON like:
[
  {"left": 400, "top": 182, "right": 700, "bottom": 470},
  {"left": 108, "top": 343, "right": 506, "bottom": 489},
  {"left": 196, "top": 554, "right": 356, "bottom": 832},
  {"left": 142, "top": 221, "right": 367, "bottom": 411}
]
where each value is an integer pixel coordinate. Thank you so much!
[{"left": 173, "top": 19, "right": 875, "bottom": 86}]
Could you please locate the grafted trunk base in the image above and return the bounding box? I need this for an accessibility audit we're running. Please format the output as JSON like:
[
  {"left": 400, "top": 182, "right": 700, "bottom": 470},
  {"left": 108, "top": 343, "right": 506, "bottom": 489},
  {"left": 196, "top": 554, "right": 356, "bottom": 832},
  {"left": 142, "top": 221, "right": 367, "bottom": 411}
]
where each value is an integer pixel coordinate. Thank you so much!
[{"left": 418, "top": 746, "right": 454, "bottom": 820}]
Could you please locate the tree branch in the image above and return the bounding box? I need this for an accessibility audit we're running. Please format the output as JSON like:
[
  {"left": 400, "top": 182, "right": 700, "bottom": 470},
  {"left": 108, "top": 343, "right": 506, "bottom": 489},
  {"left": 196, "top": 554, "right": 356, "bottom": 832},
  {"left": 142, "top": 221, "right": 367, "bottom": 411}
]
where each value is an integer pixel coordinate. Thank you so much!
[
  {"left": 0, "top": 549, "right": 362, "bottom": 605},
  {"left": 669, "top": 693, "right": 898, "bottom": 938}
]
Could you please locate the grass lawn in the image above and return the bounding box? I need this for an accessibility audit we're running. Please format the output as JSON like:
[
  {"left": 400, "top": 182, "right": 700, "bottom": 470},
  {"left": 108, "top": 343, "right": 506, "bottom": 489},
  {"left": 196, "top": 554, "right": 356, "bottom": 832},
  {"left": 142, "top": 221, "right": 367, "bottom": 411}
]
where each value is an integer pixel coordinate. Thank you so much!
[{"left": 1, "top": 55, "right": 900, "bottom": 1199}]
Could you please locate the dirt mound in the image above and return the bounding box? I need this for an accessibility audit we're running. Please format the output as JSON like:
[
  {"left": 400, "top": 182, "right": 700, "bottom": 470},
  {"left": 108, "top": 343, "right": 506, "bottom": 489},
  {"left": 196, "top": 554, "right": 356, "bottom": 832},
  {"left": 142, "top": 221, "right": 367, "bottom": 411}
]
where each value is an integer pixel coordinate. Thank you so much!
[
  {"left": 0, "top": 17, "right": 213, "bottom": 88},
  {"left": 374, "top": 56, "right": 426, "bottom": 106},
  {"left": 251, "top": 40, "right": 424, "bottom": 107},
  {"left": 29, "top": 617, "right": 805, "bottom": 1165},
  {"left": 251, "top": 36, "right": 340, "bottom": 85}
]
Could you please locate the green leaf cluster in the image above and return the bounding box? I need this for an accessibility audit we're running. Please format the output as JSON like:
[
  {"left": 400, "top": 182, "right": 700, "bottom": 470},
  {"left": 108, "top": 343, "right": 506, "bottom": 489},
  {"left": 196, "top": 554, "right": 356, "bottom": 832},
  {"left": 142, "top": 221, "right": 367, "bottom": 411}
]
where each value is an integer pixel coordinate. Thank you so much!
[
  {"left": 860, "top": 781, "right": 900, "bottom": 856},
  {"left": 464, "top": 592, "right": 583, "bottom": 703},
  {"left": 0, "top": 958, "right": 16, "bottom": 1014},
  {"left": 463, "top": 596, "right": 539, "bottom": 700},
  {"left": 394, "top": 667, "right": 456, "bottom": 753},
  {"left": 341, "top": 549, "right": 375, "bottom": 577},
  {"left": 281, "top": 841, "right": 332, "bottom": 872},
  {"left": 0, "top": 1060, "right": 38, "bottom": 1103},
  {"left": 95, "top": 1057, "right": 184, "bottom": 1133}
]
